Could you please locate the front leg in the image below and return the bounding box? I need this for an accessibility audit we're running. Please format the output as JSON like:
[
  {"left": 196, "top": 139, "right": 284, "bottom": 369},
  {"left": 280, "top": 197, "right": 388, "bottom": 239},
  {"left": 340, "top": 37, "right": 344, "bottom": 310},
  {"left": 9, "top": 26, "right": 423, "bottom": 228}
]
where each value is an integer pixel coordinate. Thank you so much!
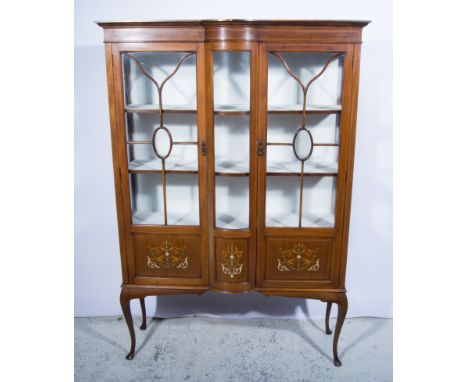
[
  {"left": 332, "top": 293, "right": 348, "bottom": 367},
  {"left": 120, "top": 290, "right": 136, "bottom": 360}
]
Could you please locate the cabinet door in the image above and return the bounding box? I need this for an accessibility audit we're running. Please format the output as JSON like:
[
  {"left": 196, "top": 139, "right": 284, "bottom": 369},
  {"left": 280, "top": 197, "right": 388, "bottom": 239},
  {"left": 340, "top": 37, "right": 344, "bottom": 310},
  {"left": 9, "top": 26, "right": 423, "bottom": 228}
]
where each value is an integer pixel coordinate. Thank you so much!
[
  {"left": 111, "top": 43, "right": 208, "bottom": 286},
  {"left": 207, "top": 42, "right": 259, "bottom": 292},
  {"left": 256, "top": 43, "right": 354, "bottom": 289}
]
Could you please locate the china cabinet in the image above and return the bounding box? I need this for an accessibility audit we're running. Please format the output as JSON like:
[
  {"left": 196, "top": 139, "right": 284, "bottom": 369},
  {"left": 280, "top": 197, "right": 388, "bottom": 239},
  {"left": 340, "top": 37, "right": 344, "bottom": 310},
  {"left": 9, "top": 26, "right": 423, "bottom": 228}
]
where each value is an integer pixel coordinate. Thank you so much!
[{"left": 98, "top": 19, "right": 369, "bottom": 366}]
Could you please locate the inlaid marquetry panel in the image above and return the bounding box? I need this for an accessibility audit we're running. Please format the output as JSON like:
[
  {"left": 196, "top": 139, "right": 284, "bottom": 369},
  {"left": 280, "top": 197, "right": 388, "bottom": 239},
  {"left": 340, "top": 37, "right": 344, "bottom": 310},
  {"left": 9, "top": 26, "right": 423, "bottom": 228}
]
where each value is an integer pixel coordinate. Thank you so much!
[
  {"left": 215, "top": 238, "right": 248, "bottom": 283},
  {"left": 134, "top": 234, "right": 202, "bottom": 279},
  {"left": 264, "top": 237, "right": 332, "bottom": 281}
]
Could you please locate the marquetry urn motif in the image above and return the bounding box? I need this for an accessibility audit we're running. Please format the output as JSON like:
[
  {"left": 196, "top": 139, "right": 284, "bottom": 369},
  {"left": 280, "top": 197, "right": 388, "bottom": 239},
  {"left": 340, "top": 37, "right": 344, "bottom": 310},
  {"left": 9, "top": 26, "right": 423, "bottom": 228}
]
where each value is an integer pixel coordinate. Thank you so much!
[
  {"left": 277, "top": 242, "right": 320, "bottom": 272},
  {"left": 146, "top": 241, "right": 188, "bottom": 270},
  {"left": 221, "top": 243, "right": 244, "bottom": 279}
]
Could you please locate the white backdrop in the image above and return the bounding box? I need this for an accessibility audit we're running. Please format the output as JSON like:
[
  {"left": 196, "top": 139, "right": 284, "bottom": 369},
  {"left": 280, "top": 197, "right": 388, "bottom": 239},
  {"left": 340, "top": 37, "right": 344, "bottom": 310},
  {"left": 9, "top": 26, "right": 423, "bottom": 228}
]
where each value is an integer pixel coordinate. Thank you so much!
[{"left": 74, "top": 0, "right": 392, "bottom": 318}]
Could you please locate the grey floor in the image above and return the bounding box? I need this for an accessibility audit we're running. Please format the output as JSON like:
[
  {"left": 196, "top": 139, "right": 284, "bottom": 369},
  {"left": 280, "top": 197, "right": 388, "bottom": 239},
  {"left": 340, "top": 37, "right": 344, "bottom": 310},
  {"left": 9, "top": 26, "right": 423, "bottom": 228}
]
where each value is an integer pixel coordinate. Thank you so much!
[{"left": 75, "top": 316, "right": 392, "bottom": 382}]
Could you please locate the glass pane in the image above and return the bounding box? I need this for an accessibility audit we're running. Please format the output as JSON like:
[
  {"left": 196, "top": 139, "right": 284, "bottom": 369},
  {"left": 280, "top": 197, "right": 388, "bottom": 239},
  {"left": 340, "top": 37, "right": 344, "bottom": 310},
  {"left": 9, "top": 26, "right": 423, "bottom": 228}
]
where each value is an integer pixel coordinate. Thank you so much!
[
  {"left": 215, "top": 176, "right": 249, "bottom": 229},
  {"left": 268, "top": 52, "right": 343, "bottom": 109},
  {"left": 127, "top": 114, "right": 198, "bottom": 172},
  {"left": 123, "top": 52, "right": 197, "bottom": 110},
  {"left": 130, "top": 173, "right": 164, "bottom": 225},
  {"left": 267, "top": 116, "right": 340, "bottom": 174},
  {"left": 267, "top": 114, "right": 340, "bottom": 145},
  {"left": 166, "top": 174, "right": 199, "bottom": 225},
  {"left": 213, "top": 52, "right": 250, "bottom": 111},
  {"left": 130, "top": 173, "right": 199, "bottom": 226},
  {"left": 302, "top": 176, "right": 336, "bottom": 227},
  {"left": 128, "top": 145, "right": 199, "bottom": 172},
  {"left": 265, "top": 176, "right": 300, "bottom": 227},
  {"left": 303, "top": 147, "right": 339, "bottom": 174},
  {"left": 126, "top": 113, "right": 198, "bottom": 143},
  {"left": 265, "top": 175, "right": 336, "bottom": 228},
  {"left": 215, "top": 115, "right": 249, "bottom": 173}
]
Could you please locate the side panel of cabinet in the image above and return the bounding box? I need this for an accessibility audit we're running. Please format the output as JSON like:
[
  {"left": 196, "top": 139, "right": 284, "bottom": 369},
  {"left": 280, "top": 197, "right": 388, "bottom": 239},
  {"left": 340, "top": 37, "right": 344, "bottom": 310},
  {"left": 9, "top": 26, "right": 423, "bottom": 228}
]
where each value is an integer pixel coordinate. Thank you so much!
[
  {"left": 256, "top": 42, "right": 356, "bottom": 290},
  {"left": 109, "top": 42, "right": 209, "bottom": 287},
  {"left": 104, "top": 43, "right": 130, "bottom": 284}
]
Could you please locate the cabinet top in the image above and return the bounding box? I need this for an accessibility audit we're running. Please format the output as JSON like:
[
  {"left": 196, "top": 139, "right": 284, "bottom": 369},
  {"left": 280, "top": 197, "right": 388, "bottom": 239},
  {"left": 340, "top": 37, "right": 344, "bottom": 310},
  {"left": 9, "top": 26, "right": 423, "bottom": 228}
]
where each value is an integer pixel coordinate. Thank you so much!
[
  {"left": 96, "top": 19, "right": 370, "bottom": 28},
  {"left": 97, "top": 19, "right": 370, "bottom": 44}
]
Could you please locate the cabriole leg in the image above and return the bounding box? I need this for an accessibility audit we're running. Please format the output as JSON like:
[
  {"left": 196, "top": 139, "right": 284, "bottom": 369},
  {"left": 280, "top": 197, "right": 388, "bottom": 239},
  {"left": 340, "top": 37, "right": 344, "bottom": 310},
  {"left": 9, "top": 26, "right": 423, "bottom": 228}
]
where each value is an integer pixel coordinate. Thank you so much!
[
  {"left": 139, "top": 297, "right": 147, "bottom": 330},
  {"left": 325, "top": 302, "right": 333, "bottom": 335},
  {"left": 332, "top": 294, "right": 348, "bottom": 367},
  {"left": 120, "top": 290, "right": 136, "bottom": 360}
]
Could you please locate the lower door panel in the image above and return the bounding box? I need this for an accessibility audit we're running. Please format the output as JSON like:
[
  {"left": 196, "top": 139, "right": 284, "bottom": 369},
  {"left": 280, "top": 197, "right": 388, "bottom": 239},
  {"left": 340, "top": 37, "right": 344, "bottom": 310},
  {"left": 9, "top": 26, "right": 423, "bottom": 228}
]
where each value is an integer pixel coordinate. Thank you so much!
[
  {"left": 265, "top": 237, "right": 332, "bottom": 281},
  {"left": 259, "top": 234, "right": 338, "bottom": 289},
  {"left": 132, "top": 233, "right": 207, "bottom": 286},
  {"left": 215, "top": 237, "right": 249, "bottom": 283}
]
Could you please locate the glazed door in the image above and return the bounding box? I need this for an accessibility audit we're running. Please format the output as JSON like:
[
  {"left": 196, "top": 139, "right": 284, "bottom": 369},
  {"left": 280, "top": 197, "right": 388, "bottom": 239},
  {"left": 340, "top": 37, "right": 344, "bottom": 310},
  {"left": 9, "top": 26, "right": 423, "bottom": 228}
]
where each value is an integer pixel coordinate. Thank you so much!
[
  {"left": 256, "top": 43, "right": 354, "bottom": 289},
  {"left": 207, "top": 42, "right": 259, "bottom": 292},
  {"left": 111, "top": 43, "right": 209, "bottom": 286}
]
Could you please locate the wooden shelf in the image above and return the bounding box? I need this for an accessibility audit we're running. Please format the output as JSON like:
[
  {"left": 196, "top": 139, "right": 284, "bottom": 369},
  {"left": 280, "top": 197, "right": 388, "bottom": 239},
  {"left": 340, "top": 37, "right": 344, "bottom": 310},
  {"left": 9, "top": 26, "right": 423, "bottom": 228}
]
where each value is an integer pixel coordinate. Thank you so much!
[
  {"left": 215, "top": 172, "right": 249, "bottom": 177},
  {"left": 214, "top": 104, "right": 250, "bottom": 116},
  {"left": 268, "top": 104, "right": 341, "bottom": 114},
  {"left": 266, "top": 172, "right": 337, "bottom": 177},
  {"left": 128, "top": 159, "right": 198, "bottom": 174},
  {"left": 129, "top": 169, "right": 198, "bottom": 175},
  {"left": 125, "top": 104, "right": 197, "bottom": 114},
  {"left": 212, "top": 104, "right": 341, "bottom": 115},
  {"left": 129, "top": 158, "right": 338, "bottom": 176},
  {"left": 267, "top": 160, "right": 338, "bottom": 174},
  {"left": 126, "top": 141, "right": 198, "bottom": 145},
  {"left": 129, "top": 159, "right": 251, "bottom": 176},
  {"left": 125, "top": 104, "right": 341, "bottom": 115},
  {"left": 266, "top": 212, "right": 335, "bottom": 228},
  {"left": 215, "top": 160, "right": 249, "bottom": 176},
  {"left": 267, "top": 142, "right": 339, "bottom": 147},
  {"left": 216, "top": 213, "right": 249, "bottom": 230},
  {"left": 133, "top": 210, "right": 199, "bottom": 226}
]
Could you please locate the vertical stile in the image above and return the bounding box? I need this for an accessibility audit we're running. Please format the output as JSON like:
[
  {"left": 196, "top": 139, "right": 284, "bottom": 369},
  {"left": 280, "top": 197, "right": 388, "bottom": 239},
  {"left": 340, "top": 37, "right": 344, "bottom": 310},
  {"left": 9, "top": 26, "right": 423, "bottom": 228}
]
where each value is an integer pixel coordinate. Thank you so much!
[
  {"left": 299, "top": 161, "right": 305, "bottom": 227},
  {"left": 161, "top": 159, "right": 167, "bottom": 225}
]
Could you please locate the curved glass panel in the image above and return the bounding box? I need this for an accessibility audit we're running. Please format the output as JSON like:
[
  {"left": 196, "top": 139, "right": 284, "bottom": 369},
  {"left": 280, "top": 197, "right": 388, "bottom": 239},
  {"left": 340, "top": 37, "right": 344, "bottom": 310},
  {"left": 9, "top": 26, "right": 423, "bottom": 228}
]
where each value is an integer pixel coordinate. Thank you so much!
[{"left": 213, "top": 52, "right": 251, "bottom": 229}]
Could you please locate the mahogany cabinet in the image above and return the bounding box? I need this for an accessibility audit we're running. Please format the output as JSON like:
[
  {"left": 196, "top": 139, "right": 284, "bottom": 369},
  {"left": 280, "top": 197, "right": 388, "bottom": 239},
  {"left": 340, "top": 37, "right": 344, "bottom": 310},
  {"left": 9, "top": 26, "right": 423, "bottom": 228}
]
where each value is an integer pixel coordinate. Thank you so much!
[{"left": 98, "top": 19, "right": 369, "bottom": 366}]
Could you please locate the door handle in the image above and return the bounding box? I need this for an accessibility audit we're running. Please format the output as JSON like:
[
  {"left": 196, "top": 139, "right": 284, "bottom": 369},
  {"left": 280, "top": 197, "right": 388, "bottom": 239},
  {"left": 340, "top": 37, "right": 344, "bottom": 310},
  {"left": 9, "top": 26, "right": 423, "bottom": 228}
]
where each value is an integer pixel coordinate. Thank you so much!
[
  {"left": 257, "top": 141, "right": 264, "bottom": 156},
  {"left": 201, "top": 141, "right": 207, "bottom": 156}
]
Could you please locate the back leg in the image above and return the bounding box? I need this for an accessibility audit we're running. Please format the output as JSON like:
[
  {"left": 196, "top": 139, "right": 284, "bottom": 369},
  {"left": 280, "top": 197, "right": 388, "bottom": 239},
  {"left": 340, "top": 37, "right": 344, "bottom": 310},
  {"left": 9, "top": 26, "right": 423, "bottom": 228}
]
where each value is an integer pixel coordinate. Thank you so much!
[
  {"left": 139, "top": 297, "right": 147, "bottom": 330},
  {"left": 325, "top": 302, "right": 333, "bottom": 335}
]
